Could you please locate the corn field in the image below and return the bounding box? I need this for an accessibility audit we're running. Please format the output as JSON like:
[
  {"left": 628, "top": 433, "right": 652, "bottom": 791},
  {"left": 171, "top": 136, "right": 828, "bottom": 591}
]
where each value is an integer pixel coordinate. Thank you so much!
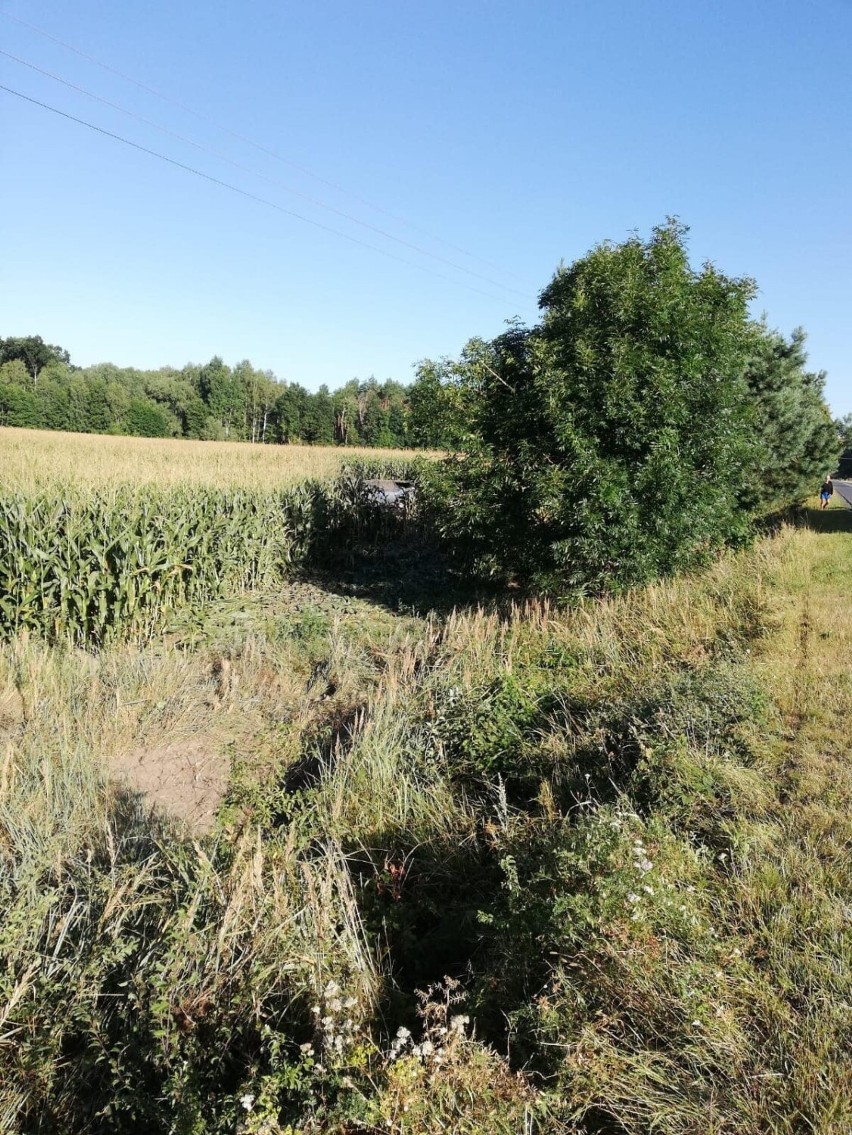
[
  {"left": 0, "top": 462, "right": 420, "bottom": 645},
  {"left": 0, "top": 426, "right": 433, "bottom": 492}
]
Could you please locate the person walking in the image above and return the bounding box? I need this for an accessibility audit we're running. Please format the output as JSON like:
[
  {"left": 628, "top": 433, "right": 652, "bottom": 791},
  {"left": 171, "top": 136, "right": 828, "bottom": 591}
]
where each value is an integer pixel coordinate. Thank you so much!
[{"left": 819, "top": 475, "right": 834, "bottom": 510}]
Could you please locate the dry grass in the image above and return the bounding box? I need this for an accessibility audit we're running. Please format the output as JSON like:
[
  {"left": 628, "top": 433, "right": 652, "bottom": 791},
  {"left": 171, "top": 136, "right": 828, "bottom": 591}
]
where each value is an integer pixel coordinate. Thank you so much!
[
  {"left": 2, "top": 505, "right": 852, "bottom": 1132},
  {"left": 0, "top": 425, "right": 432, "bottom": 491},
  {"left": 0, "top": 585, "right": 403, "bottom": 1131}
]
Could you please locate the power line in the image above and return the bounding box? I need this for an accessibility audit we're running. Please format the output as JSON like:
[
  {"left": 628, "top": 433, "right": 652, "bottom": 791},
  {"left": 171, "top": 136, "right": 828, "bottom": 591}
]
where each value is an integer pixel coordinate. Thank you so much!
[
  {"left": 0, "top": 82, "right": 523, "bottom": 304},
  {"left": 0, "top": 9, "right": 535, "bottom": 287},
  {"left": 0, "top": 48, "right": 530, "bottom": 300}
]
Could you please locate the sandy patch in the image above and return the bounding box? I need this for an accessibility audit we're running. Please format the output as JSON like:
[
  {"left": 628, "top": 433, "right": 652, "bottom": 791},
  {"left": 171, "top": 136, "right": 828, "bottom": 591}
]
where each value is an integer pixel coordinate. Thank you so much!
[
  {"left": 0, "top": 688, "right": 25, "bottom": 733},
  {"left": 112, "top": 737, "right": 229, "bottom": 833}
]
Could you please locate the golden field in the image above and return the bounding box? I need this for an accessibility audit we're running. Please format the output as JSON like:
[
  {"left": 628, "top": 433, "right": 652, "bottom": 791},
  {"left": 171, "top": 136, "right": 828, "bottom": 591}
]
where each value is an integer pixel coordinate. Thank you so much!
[{"left": 0, "top": 426, "right": 430, "bottom": 491}]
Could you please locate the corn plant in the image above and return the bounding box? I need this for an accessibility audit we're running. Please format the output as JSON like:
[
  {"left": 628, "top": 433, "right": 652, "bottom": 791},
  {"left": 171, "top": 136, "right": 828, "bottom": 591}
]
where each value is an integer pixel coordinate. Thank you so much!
[{"left": 0, "top": 461, "right": 423, "bottom": 645}]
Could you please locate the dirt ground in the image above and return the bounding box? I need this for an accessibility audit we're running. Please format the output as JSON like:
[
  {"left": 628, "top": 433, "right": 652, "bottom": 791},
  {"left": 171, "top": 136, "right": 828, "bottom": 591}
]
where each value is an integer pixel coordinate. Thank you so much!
[{"left": 112, "top": 737, "right": 230, "bottom": 834}]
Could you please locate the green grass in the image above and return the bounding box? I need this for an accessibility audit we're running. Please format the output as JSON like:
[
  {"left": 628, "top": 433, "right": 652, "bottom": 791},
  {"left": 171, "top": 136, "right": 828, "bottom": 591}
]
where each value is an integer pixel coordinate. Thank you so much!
[{"left": 2, "top": 506, "right": 851, "bottom": 1132}]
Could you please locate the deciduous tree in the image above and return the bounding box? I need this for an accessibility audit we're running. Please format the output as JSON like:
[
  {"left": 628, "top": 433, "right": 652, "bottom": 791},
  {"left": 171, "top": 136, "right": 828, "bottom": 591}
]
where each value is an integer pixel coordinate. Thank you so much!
[{"left": 430, "top": 221, "right": 760, "bottom": 591}]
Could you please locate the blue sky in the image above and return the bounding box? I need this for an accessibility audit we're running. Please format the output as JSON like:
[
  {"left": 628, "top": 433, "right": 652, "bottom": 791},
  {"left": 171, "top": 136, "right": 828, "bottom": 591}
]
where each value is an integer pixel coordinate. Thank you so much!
[{"left": 1, "top": 0, "right": 849, "bottom": 414}]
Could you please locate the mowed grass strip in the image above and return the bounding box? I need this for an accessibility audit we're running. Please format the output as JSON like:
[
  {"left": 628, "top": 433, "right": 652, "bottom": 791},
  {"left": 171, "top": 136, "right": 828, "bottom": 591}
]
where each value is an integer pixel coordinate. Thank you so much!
[{"left": 0, "top": 426, "right": 432, "bottom": 492}]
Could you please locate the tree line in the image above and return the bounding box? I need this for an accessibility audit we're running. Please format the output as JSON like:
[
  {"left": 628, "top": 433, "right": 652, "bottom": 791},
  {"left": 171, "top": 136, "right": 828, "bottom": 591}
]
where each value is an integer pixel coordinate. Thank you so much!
[
  {"left": 835, "top": 413, "right": 852, "bottom": 477},
  {"left": 2, "top": 222, "right": 844, "bottom": 497},
  {"left": 0, "top": 339, "right": 428, "bottom": 447}
]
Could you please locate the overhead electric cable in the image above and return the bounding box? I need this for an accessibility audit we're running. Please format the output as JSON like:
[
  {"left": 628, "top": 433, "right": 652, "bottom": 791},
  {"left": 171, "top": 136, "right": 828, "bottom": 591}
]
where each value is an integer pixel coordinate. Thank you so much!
[
  {"left": 0, "top": 83, "right": 519, "bottom": 304},
  {"left": 0, "top": 9, "right": 534, "bottom": 286},
  {"left": 0, "top": 48, "right": 530, "bottom": 299}
]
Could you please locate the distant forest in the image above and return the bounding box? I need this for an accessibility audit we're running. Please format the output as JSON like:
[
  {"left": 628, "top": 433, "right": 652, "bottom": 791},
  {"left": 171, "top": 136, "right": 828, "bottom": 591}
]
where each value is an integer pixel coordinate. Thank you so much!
[
  {"left": 0, "top": 335, "right": 446, "bottom": 448},
  {"left": 1, "top": 331, "right": 849, "bottom": 474}
]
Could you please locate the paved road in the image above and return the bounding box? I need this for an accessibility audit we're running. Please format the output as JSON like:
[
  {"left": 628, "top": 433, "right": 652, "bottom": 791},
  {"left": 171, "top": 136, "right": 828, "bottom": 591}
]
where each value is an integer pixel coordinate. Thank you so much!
[{"left": 833, "top": 480, "right": 852, "bottom": 509}]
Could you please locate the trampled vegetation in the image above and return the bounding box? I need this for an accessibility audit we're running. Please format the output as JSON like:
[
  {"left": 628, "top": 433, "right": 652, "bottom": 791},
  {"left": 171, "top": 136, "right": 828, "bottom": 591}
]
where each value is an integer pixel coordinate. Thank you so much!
[{"left": 1, "top": 223, "right": 849, "bottom": 1132}]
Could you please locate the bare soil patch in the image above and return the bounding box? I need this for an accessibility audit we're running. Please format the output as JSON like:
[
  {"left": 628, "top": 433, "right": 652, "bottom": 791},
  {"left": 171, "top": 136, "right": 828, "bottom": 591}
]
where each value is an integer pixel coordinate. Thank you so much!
[
  {"left": 112, "top": 736, "right": 229, "bottom": 833},
  {"left": 0, "top": 687, "right": 25, "bottom": 735}
]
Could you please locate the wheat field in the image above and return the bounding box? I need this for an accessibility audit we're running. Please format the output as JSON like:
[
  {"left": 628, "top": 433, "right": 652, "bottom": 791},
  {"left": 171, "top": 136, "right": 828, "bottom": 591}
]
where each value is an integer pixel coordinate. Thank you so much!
[{"left": 0, "top": 426, "right": 430, "bottom": 491}]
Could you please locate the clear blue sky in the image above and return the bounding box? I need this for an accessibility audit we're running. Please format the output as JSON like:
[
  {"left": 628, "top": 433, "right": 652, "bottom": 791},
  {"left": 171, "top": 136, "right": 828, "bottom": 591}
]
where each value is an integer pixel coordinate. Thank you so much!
[{"left": 1, "top": 0, "right": 849, "bottom": 414}]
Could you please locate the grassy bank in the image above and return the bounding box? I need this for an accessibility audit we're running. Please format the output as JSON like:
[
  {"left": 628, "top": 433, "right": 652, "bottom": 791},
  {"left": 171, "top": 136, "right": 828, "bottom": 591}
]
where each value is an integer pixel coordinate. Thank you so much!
[{"left": 1, "top": 506, "right": 850, "bottom": 1132}]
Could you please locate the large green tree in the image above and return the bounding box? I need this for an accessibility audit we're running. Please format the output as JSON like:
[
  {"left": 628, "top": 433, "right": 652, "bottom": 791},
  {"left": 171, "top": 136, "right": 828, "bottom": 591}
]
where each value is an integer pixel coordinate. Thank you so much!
[
  {"left": 126, "top": 398, "right": 174, "bottom": 437},
  {"left": 299, "top": 384, "right": 335, "bottom": 444},
  {"left": 198, "top": 356, "right": 245, "bottom": 439},
  {"left": 835, "top": 413, "right": 852, "bottom": 478},
  {"left": 428, "top": 221, "right": 760, "bottom": 591},
  {"left": 0, "top": 383, "right": 43, "bottom": 428},
  {"left": 408, "top": 358, "right": 475, "bottom": 449},
  {"left": 0, "top": 335, "right": 70, "bottom": 385}
]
